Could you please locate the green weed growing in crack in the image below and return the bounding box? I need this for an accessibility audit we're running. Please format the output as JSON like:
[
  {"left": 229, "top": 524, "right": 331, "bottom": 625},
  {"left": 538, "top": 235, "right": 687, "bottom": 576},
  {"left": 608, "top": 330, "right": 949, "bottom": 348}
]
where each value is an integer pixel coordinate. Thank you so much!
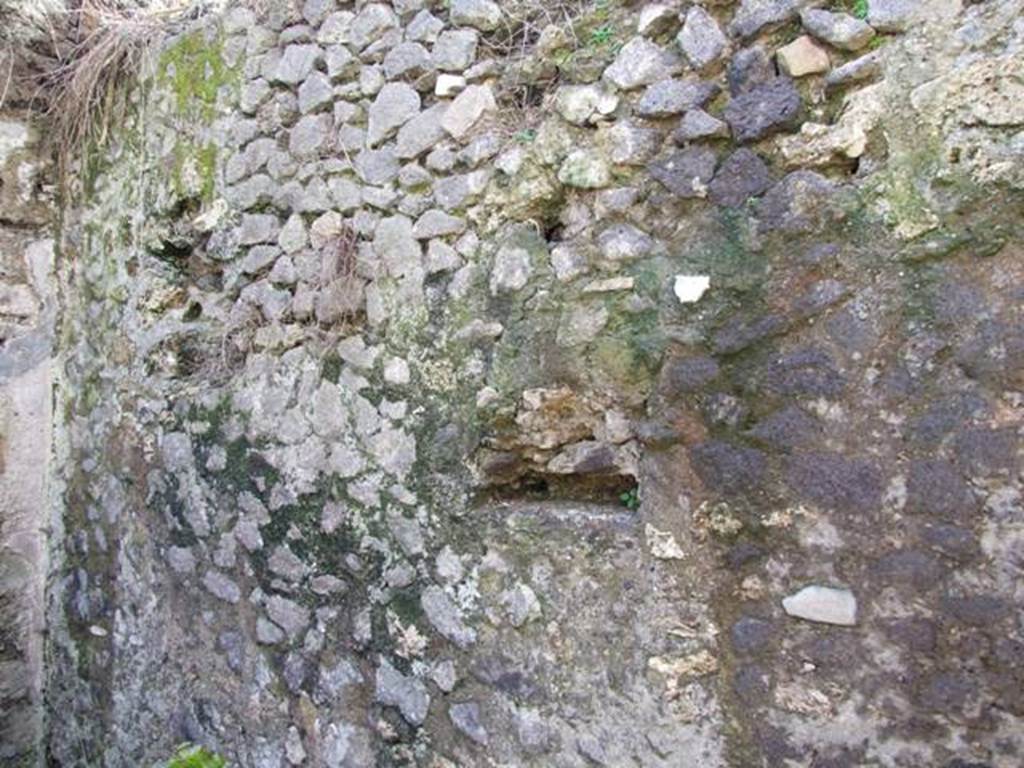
[
  {"left": 619, "top": 486, "right": 640, "bottom": 510},
  {"left": 163, "top": 743, "right": 226, "bottom": 768},
  {"left": 589, "top": 23, "right": 614, "bottom": 46}
]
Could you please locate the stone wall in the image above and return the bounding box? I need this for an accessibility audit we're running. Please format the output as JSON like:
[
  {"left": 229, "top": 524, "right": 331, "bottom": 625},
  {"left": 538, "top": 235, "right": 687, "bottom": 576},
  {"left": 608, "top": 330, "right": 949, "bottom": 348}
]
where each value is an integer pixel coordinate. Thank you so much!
[
  {"left": 31, "top": 0, "right": 1024, "bottom": 766},
  {"left": 0, "top": 106, "right": 56, "bottom": 763}
]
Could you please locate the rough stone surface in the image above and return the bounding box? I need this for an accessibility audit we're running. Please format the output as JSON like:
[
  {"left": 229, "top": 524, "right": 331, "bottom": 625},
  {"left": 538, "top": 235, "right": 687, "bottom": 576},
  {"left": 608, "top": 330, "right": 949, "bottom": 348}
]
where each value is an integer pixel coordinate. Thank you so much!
[
  {"left": 677, "top": 7, "right": 728, "bottom": 70},
  {"left": 776, "top": 35, "right": 831, "bottom": 78},
  {"left": 367, "top": 83, "right": 421, "bottom": 147},
  {"left": 674, "top": 109, "right": 730, "bottom": 142},
  {"left": 868, "top": 0, "right": 921, "bottom": 32},
  {"left": 603, "top": 37, "right": 682, "bottom": 91},
  {"left": 375, "top": 659, "right": 430, "bottom": 726},
  {"left": 637, "top": 78, "right": 719, "bottom": 118},
  {"left": 730, "top": 0, "right": 814, "bottom": 39},
  {"left": 441, "top": 84, "right": 496, "bottom": 140},
  {"left": 17, "top": 3, "right": 1024, "bottom": 767},
  {"left": 432, "top": 29, "right": 478, "bottom": 71},
  {"left": 800, "top": 8, "right": 875, "bottom": 51},
  {"left": 724, "top": 77, "right": 803, "bottom": 142},
  {"left": 649, "top": 147, "right": 717, "bottom": 197},
  {"left": 783, "top": 586, "right": 858, "bottom": 626},
  {"left": 450, "top": 0, "right": 501, "bottom": 32},
  {"left": 708, "top": 149, "right": 772, "bottom": 207}
]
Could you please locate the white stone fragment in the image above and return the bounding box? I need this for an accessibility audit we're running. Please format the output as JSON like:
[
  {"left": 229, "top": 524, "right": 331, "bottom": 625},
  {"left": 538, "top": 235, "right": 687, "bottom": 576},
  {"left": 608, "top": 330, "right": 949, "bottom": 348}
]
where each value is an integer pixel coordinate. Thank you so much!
[
  {"left": 673, "top": 275, "right": 710, "bottom": 304},
  {"left": 645, "top": 524, "right": 684, "bottom": 560},
  {"left": 436, "top": 74, "right": 467, "bottom": 97},
  {"left": 782, "top": 585, "right": 858, "bottom": 626}
]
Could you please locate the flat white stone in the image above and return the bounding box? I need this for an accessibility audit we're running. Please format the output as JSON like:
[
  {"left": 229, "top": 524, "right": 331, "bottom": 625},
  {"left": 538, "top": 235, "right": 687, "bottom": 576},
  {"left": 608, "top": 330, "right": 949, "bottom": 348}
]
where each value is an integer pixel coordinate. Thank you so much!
[
  {"left": 583, "top": 276, "right": 635, "bottom": 293},
  {"left": 436, "top": 73, "right": 467, "bottom": 97},
  {"left": 645, "top": 524, "right": 684, "bottom": 560},
  {"left": 674, "top": 275, "right": 710, "bottom": 304},
  {"left": 782, "top": 585, "right": 858, "bottom": 626}
]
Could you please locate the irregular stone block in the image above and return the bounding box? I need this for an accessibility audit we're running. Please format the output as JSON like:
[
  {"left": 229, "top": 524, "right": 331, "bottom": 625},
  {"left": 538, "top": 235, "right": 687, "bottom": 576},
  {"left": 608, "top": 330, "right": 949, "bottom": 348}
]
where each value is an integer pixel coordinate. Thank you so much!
[
  {"left": 782, "top": 585, "right": 858, "bottom": 626},
  {"left": 442, "top": 84, "right": 497, "bottom": 140},
  {"left": 776, "top": 35, "right": 831, "bottom": 78},
  {"left": 603, "top": 37, "right": 682, "bottom": 91},
  {"left": 800, "top": 8, "right": 875, "bottom": 51},
  {"left": 648, "top": 147, "right": 717, "bottom": 197},
  {"left": 677, "top": 7, "right": 728, "bottom": 69},
  {"left": 724, "top": 77, "right": 803, "bottom": 142}
]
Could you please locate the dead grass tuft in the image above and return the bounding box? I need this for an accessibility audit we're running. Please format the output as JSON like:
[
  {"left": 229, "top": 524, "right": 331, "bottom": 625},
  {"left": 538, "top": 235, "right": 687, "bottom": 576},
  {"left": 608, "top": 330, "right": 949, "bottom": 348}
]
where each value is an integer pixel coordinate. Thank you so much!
[
  {"left": 479, "top": 0, "right": 591, "bottom": 61},
  {"left": 0, "top": 0, "right": 206, "bottom": 170},
  {"left": 43, "top": 1, "right": 195, "bottom": 168},
  {"left": 317, "top": 223, "right": 363, "bottom": 328},
  {"left": 481, "top": 0, "right": 621, "bottom": 131}
]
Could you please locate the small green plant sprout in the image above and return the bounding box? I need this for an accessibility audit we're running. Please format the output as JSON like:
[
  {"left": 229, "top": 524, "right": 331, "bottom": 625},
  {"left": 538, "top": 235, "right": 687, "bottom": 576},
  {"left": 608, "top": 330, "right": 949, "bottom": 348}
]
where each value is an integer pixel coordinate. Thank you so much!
[
  {"left": 164, "top": 744, "right": 227, "bottom": 768},
  {"left": 620, "top": 486, "right": 640, "bottom": 510},
  {"left": 851, "top": 0, "right": 869, "bottom": 19},
  {"left": 514, "top": 128, "right": 537, "bottom": 144},
  {"left": 590, "top": 24, "right": 615, "bottom": 47}
]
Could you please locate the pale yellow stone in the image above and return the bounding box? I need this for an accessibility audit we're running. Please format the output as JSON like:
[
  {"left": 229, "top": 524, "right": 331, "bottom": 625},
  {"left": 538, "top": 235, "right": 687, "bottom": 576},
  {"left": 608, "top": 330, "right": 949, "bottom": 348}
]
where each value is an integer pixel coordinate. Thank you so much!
[{"left": 777, "top": 35, "right": 831, "bottom": 77}]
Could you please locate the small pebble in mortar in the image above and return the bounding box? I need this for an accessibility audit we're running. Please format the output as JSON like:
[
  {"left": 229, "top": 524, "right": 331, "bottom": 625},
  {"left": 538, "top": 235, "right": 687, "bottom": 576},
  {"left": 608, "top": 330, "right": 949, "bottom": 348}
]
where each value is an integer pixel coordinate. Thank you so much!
[{"left": 674, "top": 275, "right": 710, "bottom": 304}]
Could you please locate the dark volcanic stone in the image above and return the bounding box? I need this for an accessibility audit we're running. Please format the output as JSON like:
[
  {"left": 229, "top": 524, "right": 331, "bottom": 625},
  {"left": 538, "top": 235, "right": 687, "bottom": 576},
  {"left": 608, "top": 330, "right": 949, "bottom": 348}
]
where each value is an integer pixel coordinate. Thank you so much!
[
  {"left": 283, "top": 652, "right": 310, "bottom": 694},
  {"left": 786, "top": 452, "right": 884, "bottom": 513},
  {"left": 725, "top": 541, "right": 766, "bottom": 568},
  {"left": 648, "top": 147, "right": 718, "bottom": 198},
  {"left": 798, "top": 633, "right": 861, "bottom": 666},
  {"left": 905, "top": 459, "right": 976, "bottom": 519},
  {"left": 916, "top": 672, "right": 977, "bottom": 715},
  {"left": 752, "top": 724, "right": 801, "bottom": 765},
  {"left": 728, "top": 46, "right": 775, "bottom": 95},
  {"left": 827, "top": 305, "right": 878, "bottom": 353},
  {"left": 711, "top": 313, "right": 786, "bottom": 355},
  {"left": 478, "top": 450, "right": 524, "bottom": 483},
  {"left": 691, "top": 440, "right": 767, "bottom": 495},
  {"left": 870, "top": 549, "right": 942, "bottom": 589},
  {"left": 635, "top": 420, "right": 685, "bottom": 447},
  {"left": 748, "top": 406, "right": 820, "bottom": 451},
  {"left": 802, "top": 242, "right": 841, "bottom": 264},
  {"left": 708, "top": 148, "right": 772, "bottom": 208},
  {"left": 762, "top": 347, "right": 845, "bottom": 397},
  {"left": 792, "top": 279, "right": 847, "bottom": 319},
  {"left": 990, "top": 636, "right": 1024, "bottom": 715},
  {"left": 702, "top": 392, "right": 750, "bottom": 427},
  {"left": 877, "top": 364, "right": 917, "bottom": 403},
  {"left": 882, "top": 617, "right": 938, "bottom": 654},
  {"left": 907, "top": 393, "right": 988, "bottom": 444},
  {"left": 956, "top": 319, "right": 1024, "bottom": 386},
  {"left": 921, "top": 524, "right": 979, "bottom": 562},
  {"left": 217, "top": 631, "right": 245, "bottom": 673},
  {"left": 561, "top": 442, "right": 619, "bottom": 474},
  {"left": 933, "top": 280, "right": 987, "bottom": 324},
  {"left": 812, "top": 747, "right": 870, "bottom": 768},
  {"left": 954, "top": 427, "right": 1017, "bottom": 477},
  {"left": 733, "top": 664, "right": 771, "bottom": 703},
  {"left": 731, "top": 616, "right": 776, "bottom": 654},
  {"left": 472, "top": 653, "right": 540, "bottom": 701},
  {"left": 757, "top": 171, "right": 846, "bottom": 234},
  {"left": 941, "top": 594, "right": 1010, "bottom": 626},
  {"left": 660, "top": 355, "right": 721, "bottom": 395},
  {"left": 724, "top": 77, "right": 802, "bottom": 143}
]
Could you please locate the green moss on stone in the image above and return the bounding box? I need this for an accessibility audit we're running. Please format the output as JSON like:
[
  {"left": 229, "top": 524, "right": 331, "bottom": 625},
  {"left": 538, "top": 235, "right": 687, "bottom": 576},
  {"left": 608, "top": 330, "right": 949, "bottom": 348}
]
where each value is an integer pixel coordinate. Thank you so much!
[
  {"left": 170, "top": 140, "right": 218, "bottom": 202},
  {"left": 158, "top": 29, "right": 239, "bottom": 121}
]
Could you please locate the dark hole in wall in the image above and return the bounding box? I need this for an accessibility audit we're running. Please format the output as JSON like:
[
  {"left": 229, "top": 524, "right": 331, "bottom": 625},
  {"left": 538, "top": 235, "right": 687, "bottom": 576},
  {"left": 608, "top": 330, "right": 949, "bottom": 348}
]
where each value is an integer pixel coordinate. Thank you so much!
[
  {"left": 544, "top": 221, "right": 564, "bottom": 243},
  {"left": 482, "top": 472, "right": 636, "bottom": 507},
  {"left": 148, "top": 237, "right": 192, "bottom": 264}
]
